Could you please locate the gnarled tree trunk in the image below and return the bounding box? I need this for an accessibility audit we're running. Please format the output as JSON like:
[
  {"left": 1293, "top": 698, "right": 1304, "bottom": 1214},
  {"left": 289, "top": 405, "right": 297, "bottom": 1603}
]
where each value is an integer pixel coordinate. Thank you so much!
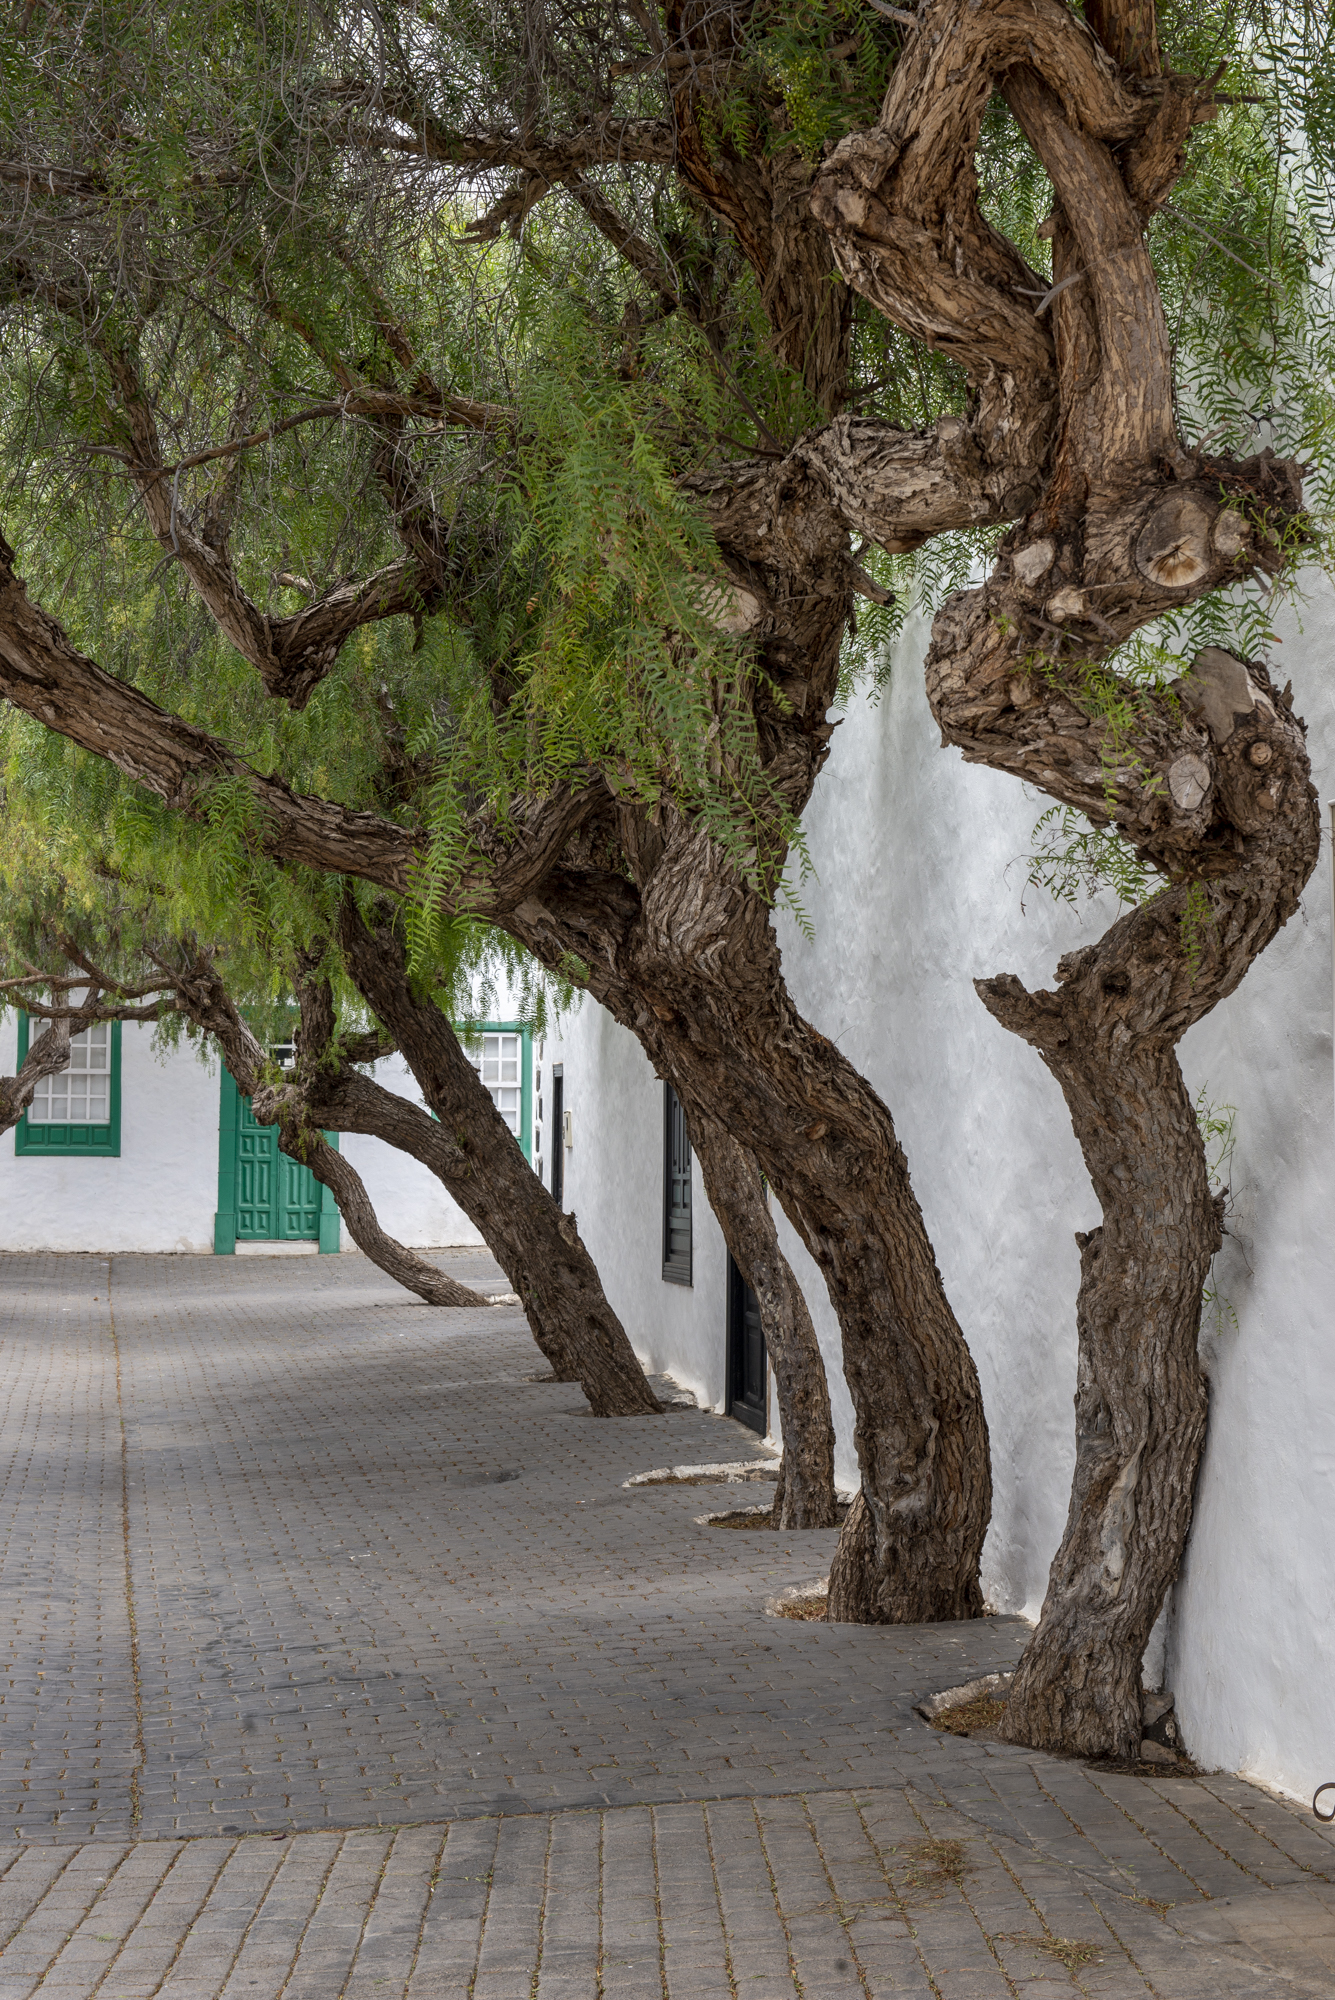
[
  {"left": 977, "top": 703, "right": 1317, "bottom": 1754},
  {"left": 689, "top": 1111, "right": 837, "bottom": 1529},
  {"left": 985, "top": 965, "right": 1216, "bottom": 1756},
  {"left": 508, "top": 831, "right": 992, "bottom": 1617},
  {"left": 335, "top": 900, "right": 663, "bottom": 1418}
]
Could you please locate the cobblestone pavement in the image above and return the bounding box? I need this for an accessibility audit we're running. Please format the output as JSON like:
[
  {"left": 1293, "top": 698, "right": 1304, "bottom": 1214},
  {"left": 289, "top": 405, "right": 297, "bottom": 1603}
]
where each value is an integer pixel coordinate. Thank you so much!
[{"left": 1, "top": 1252, "right": 1333, "bottom": 1997}]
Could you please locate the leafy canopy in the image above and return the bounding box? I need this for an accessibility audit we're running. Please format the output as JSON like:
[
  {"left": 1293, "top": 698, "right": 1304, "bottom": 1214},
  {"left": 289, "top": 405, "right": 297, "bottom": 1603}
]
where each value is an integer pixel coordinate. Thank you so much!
[{"left": 1, "top": 0, "right": 1332, "bottom": 942}]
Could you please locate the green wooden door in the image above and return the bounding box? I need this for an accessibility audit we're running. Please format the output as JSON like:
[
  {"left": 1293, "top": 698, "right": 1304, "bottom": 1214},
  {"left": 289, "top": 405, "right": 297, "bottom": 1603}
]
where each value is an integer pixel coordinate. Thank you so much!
[
  {"left": 215, "top": 1072, "right": 340, "bottom": 1253},
  {"left": 237, "top": 1091, "right": 323, "bottom": 1239}
]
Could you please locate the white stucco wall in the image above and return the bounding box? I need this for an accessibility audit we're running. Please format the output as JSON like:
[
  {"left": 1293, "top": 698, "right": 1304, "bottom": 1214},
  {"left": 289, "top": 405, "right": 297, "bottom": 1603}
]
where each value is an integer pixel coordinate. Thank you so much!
[
  {"left": 1166, "top": 573, "right": 1335, "bottom": 1795},
  {"left": 548, "top": 568, "right": 1335, "bottom": 1802},
  {"left": 0, "top": 1028, "right": 486, "bottom": 1254},
  {"left": 547, "top": 1004, "right": 735, "bottom": 1416},
  {"left": 0, "top": 1018, "right": 221, "bottom": 1252}
]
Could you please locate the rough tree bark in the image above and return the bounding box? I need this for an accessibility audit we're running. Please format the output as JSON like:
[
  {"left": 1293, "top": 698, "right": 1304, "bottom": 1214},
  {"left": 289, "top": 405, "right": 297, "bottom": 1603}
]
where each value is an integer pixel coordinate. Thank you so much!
[
  {"left": 688, "top": 1111, "right": 837, "bottom": 1530},
  {"left": 986, "top": 973, "right": 1216, "bottom": 1756},
  {"left": 334, "top": 900, "right": 663, "bottom": 1418},
  {"left": 974, "top": 662, "right": 1317, "bottom": 1756},
  {"left": 0, "top": 1011, "right": 78, "bottom": 1136}
]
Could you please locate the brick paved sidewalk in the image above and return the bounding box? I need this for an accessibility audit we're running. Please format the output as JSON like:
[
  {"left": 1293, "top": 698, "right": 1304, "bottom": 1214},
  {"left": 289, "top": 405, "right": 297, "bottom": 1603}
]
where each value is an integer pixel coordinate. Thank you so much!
[
  {"left": 0, "top": 1252, "right": 1332, "bottom": 1998},
  {"left": 4, "top": 1775, "right": 1335, "bottom": 1998}
]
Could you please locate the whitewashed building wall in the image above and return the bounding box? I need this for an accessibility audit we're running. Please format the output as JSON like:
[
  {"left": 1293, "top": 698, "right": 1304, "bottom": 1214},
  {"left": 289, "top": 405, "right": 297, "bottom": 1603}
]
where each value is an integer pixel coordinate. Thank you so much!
[
  {"left": 546, "top": 568, "right": 1335, "bottom": 1804},
  {"left": 0, "top": 1018, "right": 221, "bottom": 1253},
  {"left": 341, "top": 1054, "right": 486, "bottom": 1251},
  {"left": 0, "top": 1027, "right": 484, "bottom": 1253}
]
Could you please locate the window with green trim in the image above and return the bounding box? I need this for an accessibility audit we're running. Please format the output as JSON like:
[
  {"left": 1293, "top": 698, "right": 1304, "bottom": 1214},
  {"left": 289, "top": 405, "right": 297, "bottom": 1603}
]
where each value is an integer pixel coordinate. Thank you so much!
[
  {"left": 14, "top": 1015, "right": 122, "bottom": 1157},
  {"left": 462, "top": 1023, "right": 534, "bottom": 1163}
]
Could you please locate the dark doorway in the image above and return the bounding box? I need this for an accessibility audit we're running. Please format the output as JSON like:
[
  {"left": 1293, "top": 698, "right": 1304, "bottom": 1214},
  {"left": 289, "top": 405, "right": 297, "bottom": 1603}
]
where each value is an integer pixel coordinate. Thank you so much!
[
  {"left": 726, "top": 1253, "right": 768, "bottom": 1433},
  {"left": 550, "top": 1067, "right": 564, "bottom": 1208}
]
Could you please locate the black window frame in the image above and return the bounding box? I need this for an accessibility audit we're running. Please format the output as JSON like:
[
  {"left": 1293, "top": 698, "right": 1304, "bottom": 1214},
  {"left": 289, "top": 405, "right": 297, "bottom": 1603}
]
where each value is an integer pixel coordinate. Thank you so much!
[
  {"left": 662, "top": 1082, "right": 693, "bottom": 1285},
  {"left": 550, "top": 1065, "right": 564, "bottom": 1209}
]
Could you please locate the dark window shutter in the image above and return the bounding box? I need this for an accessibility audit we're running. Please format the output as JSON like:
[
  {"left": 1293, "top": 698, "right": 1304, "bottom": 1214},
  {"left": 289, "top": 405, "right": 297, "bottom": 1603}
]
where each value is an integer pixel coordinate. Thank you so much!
[
  {"left": 551, "top": 1068, "right": 564, "bottom": 1208},
  {"left": 662, "top": 1083, "right": 692, "bottom": 1284}
]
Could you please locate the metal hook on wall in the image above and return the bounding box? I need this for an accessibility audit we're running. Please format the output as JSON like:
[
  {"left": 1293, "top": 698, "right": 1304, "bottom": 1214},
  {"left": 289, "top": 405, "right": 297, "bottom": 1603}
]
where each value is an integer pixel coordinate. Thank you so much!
[{"left": 1314, "top": 1783, "right": 1335, "bottom": 1821}]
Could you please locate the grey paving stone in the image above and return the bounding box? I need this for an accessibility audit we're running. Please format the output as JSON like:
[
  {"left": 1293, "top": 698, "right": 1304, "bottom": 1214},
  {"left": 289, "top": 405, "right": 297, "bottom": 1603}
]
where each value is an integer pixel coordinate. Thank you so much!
[
  {"left": 1, "top": 1253, "right": 1026, "bottom": 1843},
  {"left": 2, "top": 1254, "right": 1333, "bottom": 1997}
]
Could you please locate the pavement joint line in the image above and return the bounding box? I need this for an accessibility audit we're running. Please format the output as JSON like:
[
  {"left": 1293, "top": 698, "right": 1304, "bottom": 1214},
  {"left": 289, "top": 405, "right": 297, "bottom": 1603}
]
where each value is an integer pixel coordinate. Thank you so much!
[
  {"left": 338, "top": 1825, "right": 405, "bottom": 1992},
  {"left": 595, "top": 1798, "right": 606, "bottom": 2000},
  {"left": 1195, "top": 1774, "right": 1334, "bottom": 1879},
  {"left": 398, "top": 1823, "right": 450, "bottom": 1998},
  {"left": 266, "top": 1825, "right": 346, "bottom": 1998},
  {"left": 1086, "top": 1889, "right": 1167, "bottom": 2000},
  {"left": 797, "top": 1790, "right": 873, "bottom": 1999},
  {"left": 114, "top": 1835, "right": 237, "bottom": 1999},
  {"left": 0, "top": 1846, "right": 80, "bottom": 1951},
  {"left": 463, "top": 1815, "right": 499, "bottom": 1998},
  {"left": 952, "top": 1831, "right": 1023, "bottom": 2000},
  {"left": 647, "top": 1801, "right": 667, "bottom": 2000},
  {"left": 751, "top": 1796, "right": 802, "bottom": 1998},
  {"left": 192, "top": 1831, "right": 290, "bottom": 1994},
  {"left": 700, "top": 1801, "right": 739, "bottom": 2000},
  {"left": 526, "top": 1801, "right": 553, "bottom": 2000},
  {"left": 18, "top": 1839, "right": 136, "bottom": 1992},
  {"left": 108, "top": 1253, "right": 147, "bottom": 1835},
  {"left": 1023, "top": 1761, "right": 1142, "bottom": 1892},
  {"left": 1141, "top": 1775, "right": 1294, "bottom": 1886},
  {"left": 898, "top": 1785, "right": 958, "bottom": 2000},
  {"left": 941, "top": 1762, "right": 1147, "bottom": 1906},
  {"left": 986, "top": 1820, "right": 1075, "bottom": 1954}
]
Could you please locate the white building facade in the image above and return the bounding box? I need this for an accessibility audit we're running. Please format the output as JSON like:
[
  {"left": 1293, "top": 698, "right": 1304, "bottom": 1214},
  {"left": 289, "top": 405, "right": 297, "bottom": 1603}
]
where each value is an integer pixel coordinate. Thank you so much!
[{"left": 0, "top": 1021, "right": 540, "bottom": 1256}]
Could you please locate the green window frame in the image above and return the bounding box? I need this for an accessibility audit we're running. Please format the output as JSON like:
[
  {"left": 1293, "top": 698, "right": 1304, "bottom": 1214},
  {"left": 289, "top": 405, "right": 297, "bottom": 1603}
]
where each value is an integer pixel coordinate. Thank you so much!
[
  {"left": 13, "top": 1013, "right": 122, "bottom": 1158},
  {"left": 461, "top": 1022, "right": 534, "bottom": 1163}
]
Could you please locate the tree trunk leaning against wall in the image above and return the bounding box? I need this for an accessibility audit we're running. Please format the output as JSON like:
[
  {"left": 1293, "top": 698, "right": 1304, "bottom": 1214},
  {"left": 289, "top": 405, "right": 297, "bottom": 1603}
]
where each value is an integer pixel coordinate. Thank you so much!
[
  {"left": 688, "top": 1110, "right": 838, "bottom": 1530},
  {"left": 974, "top": 657, "right": 1317, "bottom": 1755}
]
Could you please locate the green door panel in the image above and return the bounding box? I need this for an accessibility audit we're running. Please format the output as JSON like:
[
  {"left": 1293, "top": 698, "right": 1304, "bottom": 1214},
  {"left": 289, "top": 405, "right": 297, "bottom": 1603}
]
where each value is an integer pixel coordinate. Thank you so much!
[
  {"left": 237, "top": 1090, "right": 289, "bottom": 1239},
  {"left": 278, "top": 1149, "right": 322, "bottom": 1238},
  {"left": 215, "top": 1070, "right": 340, "bottom": 1252}
]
